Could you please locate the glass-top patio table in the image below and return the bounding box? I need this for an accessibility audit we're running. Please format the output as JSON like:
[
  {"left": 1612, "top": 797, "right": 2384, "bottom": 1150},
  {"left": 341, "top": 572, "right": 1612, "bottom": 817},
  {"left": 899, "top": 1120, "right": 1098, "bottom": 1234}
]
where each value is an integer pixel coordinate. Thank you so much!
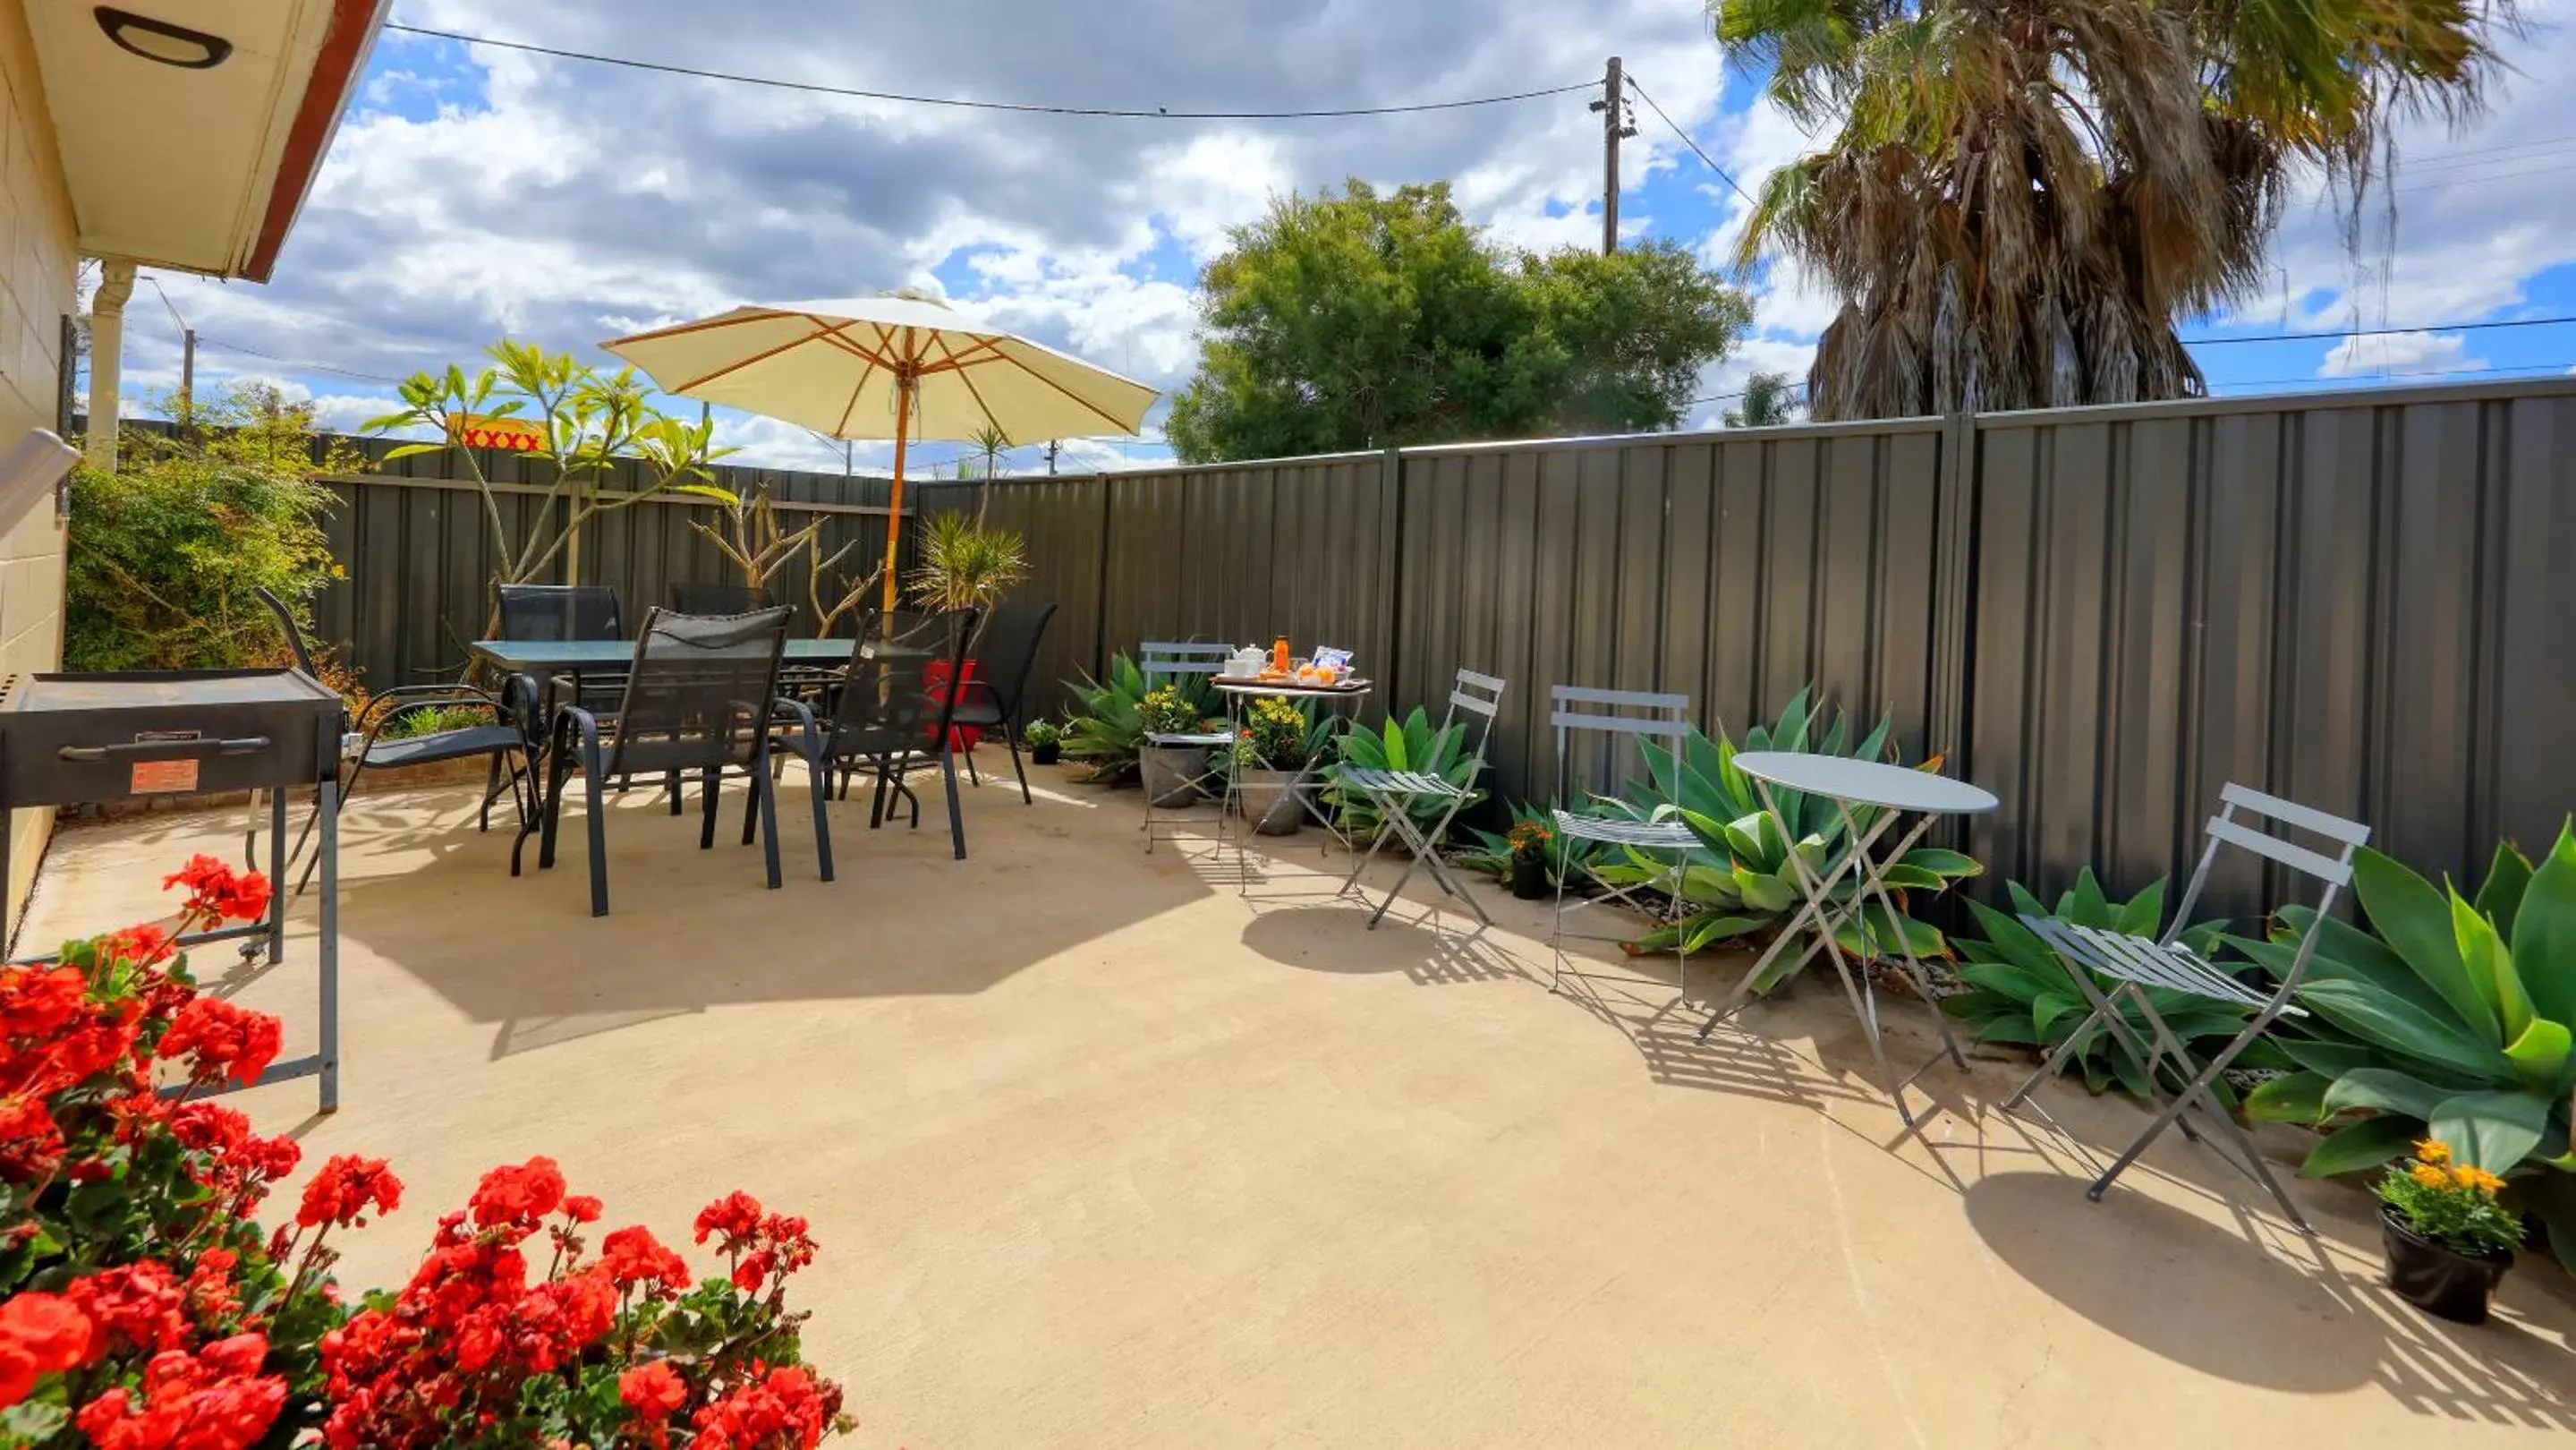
[{"left": 468, "top": 638, "right": 857, "bottom": 675}]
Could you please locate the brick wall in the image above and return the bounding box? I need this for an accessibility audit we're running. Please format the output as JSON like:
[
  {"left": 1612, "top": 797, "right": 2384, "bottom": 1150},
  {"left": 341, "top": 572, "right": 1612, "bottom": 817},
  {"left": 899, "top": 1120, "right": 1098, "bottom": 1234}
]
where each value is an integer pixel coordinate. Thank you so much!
[{"left": 0, "top": 0, "right": 77, "bottom": 921}]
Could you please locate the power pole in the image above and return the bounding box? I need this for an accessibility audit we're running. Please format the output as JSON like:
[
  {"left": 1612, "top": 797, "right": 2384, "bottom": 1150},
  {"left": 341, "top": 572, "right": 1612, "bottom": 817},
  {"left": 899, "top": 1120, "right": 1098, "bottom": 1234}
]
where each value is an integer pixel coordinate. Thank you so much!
[
  {"left": 1589, "top": 56, "right": 1637, "bottom": 255},
  {"left": 178, "top": 328, "right": 195, "bottom": 422},
  {"left": 1045, "top": 439, "right": 1059, "bottom": 475}
]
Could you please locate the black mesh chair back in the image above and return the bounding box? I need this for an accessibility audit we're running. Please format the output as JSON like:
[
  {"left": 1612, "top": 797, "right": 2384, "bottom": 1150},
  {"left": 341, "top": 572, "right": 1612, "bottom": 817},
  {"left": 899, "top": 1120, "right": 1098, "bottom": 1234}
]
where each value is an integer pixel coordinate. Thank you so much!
[
  {"left": 252, "top": 585, "right": 321, "bottom": 677},
  {"left": 667, "top": 581, "right": 778, "bottom": 618},
  {"left": 497, "top": 584, "right": 624, "bottom": 641},
  {"left": 828, "top": 609, "right": 970, "bottom": 751},
  {"left": 599, "top": 607, "right": 792, "bottom": 780},
  {"left": 968, "top": 600, "right": 1058, "bottom": 723}
]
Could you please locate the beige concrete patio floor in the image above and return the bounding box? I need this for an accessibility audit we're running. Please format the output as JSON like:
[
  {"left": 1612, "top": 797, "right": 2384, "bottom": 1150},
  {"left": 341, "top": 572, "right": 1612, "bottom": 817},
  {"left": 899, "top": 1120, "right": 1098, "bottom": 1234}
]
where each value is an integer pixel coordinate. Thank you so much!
[{"left": 15, "top": 767, "right": 2575, "bottom": 1446}]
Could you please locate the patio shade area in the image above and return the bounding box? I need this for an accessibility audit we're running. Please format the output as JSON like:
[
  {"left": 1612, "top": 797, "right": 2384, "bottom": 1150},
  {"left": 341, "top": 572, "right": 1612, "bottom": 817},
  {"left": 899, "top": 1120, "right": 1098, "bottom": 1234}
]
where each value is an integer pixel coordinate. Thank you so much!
[{"left": 17, "top": 772, "right": 2575, "bottom": 1447}]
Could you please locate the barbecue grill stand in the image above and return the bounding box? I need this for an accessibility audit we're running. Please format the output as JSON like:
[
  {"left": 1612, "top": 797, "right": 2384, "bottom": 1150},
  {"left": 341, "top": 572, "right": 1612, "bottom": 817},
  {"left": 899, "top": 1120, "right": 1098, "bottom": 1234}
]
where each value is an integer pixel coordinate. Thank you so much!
[{"left": 0, "top": 670, "right": 341, "bottom": 1112}]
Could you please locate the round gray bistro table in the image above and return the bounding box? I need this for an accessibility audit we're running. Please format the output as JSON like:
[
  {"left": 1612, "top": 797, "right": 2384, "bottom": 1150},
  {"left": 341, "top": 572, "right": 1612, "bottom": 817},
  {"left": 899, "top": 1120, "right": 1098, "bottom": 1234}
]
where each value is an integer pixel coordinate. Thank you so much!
[{"left": 1698, "top": 750, "right": 2001, "bottom": 1131}]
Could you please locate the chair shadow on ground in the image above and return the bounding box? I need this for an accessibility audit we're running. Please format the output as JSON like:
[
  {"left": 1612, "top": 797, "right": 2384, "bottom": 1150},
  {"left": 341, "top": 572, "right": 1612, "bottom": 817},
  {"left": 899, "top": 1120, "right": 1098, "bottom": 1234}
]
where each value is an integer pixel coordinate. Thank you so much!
[
  {"left": 299, "top": 772, "right": 1219, "bottom": 1060},
  {"left": 1237, "top": 902, "right": 1525, "bottom": 986},
  {"left": 1964, "top": 1167, "right": 2576, "bottom": 1429}
]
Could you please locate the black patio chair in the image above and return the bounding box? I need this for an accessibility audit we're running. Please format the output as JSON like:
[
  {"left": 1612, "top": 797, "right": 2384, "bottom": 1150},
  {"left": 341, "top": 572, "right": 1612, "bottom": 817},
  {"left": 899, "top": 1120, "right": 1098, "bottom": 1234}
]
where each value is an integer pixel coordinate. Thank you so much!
[
  {"left": 667, "top": 581, "right": 778, "bottom": 617},
  {"left": 812, "top": 608, "right": 976, "bottom": 861},
  {"left": 497, "top": 583, "right": 624, "bottom": 640},
  {"left": 948, "top": 599, "right": 1058, "bottom": 805},
  {"left": 254, "top": 586, "right": 539, "bottom": 895},
  {"left": 514, "top": 606, "right": 830, "bottom": 917}
]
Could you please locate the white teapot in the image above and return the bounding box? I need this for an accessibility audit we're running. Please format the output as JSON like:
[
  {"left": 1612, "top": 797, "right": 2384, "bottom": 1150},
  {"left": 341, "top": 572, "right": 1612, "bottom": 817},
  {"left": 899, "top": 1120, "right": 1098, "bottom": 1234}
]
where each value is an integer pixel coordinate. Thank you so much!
[{"left": 1224, "top": 645, "right": 1266, "bottom": 678}]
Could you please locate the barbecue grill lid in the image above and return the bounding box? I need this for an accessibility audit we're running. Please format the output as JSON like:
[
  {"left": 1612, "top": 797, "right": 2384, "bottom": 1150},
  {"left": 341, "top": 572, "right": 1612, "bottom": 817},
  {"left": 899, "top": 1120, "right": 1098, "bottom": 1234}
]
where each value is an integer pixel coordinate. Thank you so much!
[{"left": 0, "top": 670, "right": 342, "bottom": 712}]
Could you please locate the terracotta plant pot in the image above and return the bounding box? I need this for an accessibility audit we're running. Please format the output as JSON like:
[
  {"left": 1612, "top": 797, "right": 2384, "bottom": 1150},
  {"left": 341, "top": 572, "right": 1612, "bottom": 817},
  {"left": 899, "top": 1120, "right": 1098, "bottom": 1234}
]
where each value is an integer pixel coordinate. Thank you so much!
[
  {"left": 1137, "top": 743, "right": 1211, "bottom": 808},
  {"left": 2381, "top": 1205, "right": 2512, "bottom": 1324},
  {"left": 1510, "top": 855, "right": 1550, "bottom": 900},
  {"left": 1233, "top": 766, "right": 1304, "bottom": 836}
]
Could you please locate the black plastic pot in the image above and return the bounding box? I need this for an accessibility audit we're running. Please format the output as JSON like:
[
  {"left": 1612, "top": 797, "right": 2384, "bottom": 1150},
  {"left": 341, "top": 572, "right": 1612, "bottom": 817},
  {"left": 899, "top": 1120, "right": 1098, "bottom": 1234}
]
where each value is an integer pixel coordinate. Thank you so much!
[
  {"left": 1510, "top": 856, "right": 1550, "bottom": 900},
  {"left": 1030, "top": 742, "right": 1060, "bottom": 765},
  {"left": 2381, "top": 1206, "right": 2512, "bottom": 1324}
]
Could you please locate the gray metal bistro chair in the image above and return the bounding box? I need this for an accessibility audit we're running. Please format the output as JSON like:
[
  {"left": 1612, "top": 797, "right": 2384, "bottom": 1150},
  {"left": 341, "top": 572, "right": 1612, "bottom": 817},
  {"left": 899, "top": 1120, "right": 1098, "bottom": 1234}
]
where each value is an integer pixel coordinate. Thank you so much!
[
  {"left": 2002, "top": 784, "right": 2369, "bottom": 1233},
  {"left": 948, "top": 599, "right": 1058, "bottom": 804},
  {"left": 1337, "top": 668, "right": 1507, "bottom": 929},
  {"left": 253, "top": 586, "right": 540, "bottom": 895},
  {"left": 811, "top": 609, "right": 977, "bottom": 861},
  {"left": 515, "top": 607, "right": 830, "bottom": 917},
  {"left": 1138, "top": 641, "right": 1237, "bottom": 857},
  {"left": 1546, "top": 687, "right": 1698, "bottom": 1000}
]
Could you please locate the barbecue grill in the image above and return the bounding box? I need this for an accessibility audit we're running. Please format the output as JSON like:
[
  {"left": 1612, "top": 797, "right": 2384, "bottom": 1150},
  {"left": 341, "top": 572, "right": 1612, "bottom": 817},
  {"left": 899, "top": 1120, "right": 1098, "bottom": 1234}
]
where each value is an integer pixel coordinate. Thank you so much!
[{"left": 0, "top": 668, "right": 343, "bottom": 1110}]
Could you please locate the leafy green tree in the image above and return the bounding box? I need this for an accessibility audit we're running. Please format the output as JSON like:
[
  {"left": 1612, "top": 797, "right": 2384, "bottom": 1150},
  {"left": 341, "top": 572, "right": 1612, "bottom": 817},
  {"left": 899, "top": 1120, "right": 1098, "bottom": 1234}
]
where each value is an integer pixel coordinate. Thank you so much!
[
  {"left": 66, "top": 383, "right": 355, "bottom": 673},
  {"left": 1722, "top": 371, "right": 1802, "bottom": 428},
  {"left": 1166, "top": 181, "right": 1750, "bottom": 462},
  {"left": 1719, "top": 0, "right": 2507, "bottom": 418}
]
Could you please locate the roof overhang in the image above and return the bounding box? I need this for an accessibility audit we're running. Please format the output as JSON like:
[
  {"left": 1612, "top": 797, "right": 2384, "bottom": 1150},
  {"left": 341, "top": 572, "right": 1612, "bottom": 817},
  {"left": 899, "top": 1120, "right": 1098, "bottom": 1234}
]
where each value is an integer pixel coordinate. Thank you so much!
[{"left": 27, "top": 0, "right": 388, "bottom": 282}]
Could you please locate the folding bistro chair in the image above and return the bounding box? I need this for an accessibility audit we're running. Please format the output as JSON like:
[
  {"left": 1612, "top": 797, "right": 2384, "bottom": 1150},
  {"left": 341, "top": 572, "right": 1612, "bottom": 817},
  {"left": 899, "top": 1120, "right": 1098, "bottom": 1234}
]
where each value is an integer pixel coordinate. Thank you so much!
[
  {"left": 1545, "top": 687, "right": 1697, "bottom": 1000},
  {"left": 1137, "top": 641, "right": 1236, "bottom": 857},
  {"left": 2001, "top": 784, "right": 2369, "bottom": 1233},
  {"left": 1337, "top": 668, "right": 1506, "bottom": 928}
]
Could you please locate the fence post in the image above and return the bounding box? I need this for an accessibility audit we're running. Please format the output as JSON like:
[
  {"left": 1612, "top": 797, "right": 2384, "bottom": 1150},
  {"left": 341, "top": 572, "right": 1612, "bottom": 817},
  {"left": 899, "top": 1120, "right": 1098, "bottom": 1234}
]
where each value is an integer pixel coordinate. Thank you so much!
[
  {"left": 1091, "top": 473, "right": 1113, "bottom": 684},
  {"left": 1376, "top": 446, "right": 1407, "bottom": 714},
  {"left": 1929, "top": 405, "right": 1980, "bottom": 768}
]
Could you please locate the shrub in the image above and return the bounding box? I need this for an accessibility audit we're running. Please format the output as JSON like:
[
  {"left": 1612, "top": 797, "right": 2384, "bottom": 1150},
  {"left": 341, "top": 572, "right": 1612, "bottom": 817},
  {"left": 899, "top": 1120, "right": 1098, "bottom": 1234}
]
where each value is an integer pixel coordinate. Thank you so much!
[
  {"left": 1231, "top": 696, "right": 1321, "bottom": 772},
  {"left": 1325, "top": 708, "right": 1485, "bottom": 846},
  {"left": 0, "top": 859, "right": 855, "bottom": 1446},
  {"left": 66, "top": 385, "right": 355, "bottom": 676},
  {"left": 1459, "top": 802, "right": 1614, "bottom": 889},
  {"left": 1135, "top": 685, "right": 1207, "bottom": 738}
]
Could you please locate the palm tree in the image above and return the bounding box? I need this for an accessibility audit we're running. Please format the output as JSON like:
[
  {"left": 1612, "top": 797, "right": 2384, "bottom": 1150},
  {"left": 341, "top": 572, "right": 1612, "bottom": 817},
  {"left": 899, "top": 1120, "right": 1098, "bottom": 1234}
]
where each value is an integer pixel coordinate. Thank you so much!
[
  {"left": 1723, "top": 371, "right": 1802, "bottom": 428},
  {"left": 965, "top": 423, "right": 1011, "bottom": 521},
  {"left": 1717, "top": 0, "right": 2507, "bottom": 419}
]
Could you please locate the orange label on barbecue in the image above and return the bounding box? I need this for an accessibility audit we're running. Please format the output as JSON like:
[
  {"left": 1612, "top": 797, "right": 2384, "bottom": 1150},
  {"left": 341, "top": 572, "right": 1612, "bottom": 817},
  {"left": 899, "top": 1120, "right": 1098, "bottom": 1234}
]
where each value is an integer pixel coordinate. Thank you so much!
[{"left": 131, "top": 759, "right": 199, "bottom": 793}]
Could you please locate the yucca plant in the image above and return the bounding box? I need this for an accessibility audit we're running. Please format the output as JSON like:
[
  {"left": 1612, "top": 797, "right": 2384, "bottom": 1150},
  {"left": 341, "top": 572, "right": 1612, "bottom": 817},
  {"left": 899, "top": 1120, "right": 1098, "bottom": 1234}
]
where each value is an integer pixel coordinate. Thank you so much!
[
  {"left": 1586, "top": 687, "right": 1979, "bottom": 979},
  {"left": 1058, "top": 653, "right": 1214, "bottom": 784},
  {"left": 2239, "top": 824, "right": 2576, "bottom": 1268},
  {"left": 906, "top": 513, "right": 1028, "bottom": 615},
  {"left": 1939, "top": 871, "right": 2277, "bottom": 1101},
  {"left": 1325, "top": 708, "right": 1484, "bottom": 846}
]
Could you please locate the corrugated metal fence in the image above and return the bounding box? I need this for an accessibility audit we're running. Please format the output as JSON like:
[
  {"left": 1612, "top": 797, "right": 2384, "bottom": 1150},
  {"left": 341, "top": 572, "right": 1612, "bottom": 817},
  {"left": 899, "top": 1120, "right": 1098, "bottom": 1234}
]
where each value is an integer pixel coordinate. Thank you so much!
[{"left": 305, "top": 377, "right": 2576, "bottom": 913}]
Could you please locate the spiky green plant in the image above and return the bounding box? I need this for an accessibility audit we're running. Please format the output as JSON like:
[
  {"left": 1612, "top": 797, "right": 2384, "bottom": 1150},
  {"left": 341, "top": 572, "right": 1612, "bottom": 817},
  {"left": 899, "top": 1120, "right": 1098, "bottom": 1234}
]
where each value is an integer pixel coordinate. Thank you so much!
[
  {"left": 2239, "top": 825, "right": 2576, "bottom": 1268},
  {"left": 1325, "top": 708, "right": 1485, "bottom": 846},
  {"left": 1059, "top": 654, "right": 1215, "bottom": 784}
]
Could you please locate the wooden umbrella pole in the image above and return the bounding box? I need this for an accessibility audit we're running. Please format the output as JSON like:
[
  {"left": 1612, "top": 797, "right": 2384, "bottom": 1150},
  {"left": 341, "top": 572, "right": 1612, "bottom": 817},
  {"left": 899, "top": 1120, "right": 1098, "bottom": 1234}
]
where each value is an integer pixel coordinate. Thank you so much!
[{"left": 880, "top": 373, "right": 912, "bottom": 618}]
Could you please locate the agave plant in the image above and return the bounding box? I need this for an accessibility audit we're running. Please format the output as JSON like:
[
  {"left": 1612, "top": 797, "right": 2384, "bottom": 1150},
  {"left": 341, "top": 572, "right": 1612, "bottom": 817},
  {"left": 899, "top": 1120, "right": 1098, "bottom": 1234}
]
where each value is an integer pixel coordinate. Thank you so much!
[
  {"left": 1939, "top": 871, "right": 2279, "bottom": 1101},
  {"left": 1587, "top": 688, "right": 1979, "bottom": 983},
  {"left": 2240, "top": 825, "right": 2576, "bottom": 1269},
  {"left": 1325, "top": 708, "right": 1485, "bottom": 846},
  {"left": 1059, "top": 653, "right": 1214, "bottom": 784}
]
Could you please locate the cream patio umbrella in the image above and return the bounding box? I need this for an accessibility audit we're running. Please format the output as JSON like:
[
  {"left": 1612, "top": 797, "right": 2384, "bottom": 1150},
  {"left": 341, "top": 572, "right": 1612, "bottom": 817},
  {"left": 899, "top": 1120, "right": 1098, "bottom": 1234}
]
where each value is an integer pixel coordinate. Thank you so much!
[{"left": 603, "top": 294, "right": 1158, "bottom": 614}]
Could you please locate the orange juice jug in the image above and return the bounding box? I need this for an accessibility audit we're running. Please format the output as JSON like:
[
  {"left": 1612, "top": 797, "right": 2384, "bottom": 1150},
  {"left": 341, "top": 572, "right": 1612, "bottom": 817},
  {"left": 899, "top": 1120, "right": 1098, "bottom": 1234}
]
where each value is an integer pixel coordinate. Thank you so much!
[{"left": 1271, "top": 636, "right": 1290, "bottom": 673}]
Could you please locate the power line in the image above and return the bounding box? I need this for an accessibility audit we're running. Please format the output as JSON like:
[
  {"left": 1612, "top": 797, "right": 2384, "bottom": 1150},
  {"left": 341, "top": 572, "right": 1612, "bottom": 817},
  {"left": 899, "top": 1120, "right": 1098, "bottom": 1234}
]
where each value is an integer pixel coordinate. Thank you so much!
[
  {"left": 2205, "top": 360, "right": 2576, "bottom": 390},
  {"left": 193, "top": 337, "right": 411, "bottom": 385},
  {"left": 384, "top": 22, "right": 1596, "bottom": 120},
  {"left": 1621, "top": 73, "right": 1756, "bottom": 207},
  {"left": 2183, "top": 313, "right": 2576, "bottom": 346}
]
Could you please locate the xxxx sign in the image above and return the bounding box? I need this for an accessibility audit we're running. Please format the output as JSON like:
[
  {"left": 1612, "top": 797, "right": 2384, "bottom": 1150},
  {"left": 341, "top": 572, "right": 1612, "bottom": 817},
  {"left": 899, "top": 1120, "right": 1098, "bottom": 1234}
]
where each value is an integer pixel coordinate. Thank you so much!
[{"left": 445, "top": 414, "right": 548, "bottom": 452}]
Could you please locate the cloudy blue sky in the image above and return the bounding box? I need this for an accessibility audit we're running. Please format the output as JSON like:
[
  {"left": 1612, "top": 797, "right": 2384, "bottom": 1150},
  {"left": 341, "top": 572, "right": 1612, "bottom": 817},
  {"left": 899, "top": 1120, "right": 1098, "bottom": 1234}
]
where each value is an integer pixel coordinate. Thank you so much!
[{"left": 115, "top": 0, "right": 2576, "bottom": 475}]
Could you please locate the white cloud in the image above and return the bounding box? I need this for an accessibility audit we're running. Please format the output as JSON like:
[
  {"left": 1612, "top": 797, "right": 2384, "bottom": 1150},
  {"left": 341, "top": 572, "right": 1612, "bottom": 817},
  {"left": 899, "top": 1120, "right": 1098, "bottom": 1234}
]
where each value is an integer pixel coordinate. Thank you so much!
[{"left": 2317, "top": 330, "right": 2480, "bottom": 378}]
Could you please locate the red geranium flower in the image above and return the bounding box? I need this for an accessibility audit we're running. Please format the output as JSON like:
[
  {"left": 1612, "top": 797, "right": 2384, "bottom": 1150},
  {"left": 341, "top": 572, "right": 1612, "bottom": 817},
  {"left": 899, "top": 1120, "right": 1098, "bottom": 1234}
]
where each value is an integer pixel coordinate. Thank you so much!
[
  {"left": 471, "top": 1156, "right": 566, "bottom": 1228},
  {"left": 163, "top": 856, "right": 272, "bottom": 926},
  {"left": 600, "top": 1224, "right": 693, "bottom": 1295},
  {"left": 688, "top": 1363, "right": 834, "bottom": 1450},
  {"left": 157, "top": 997, "right": 284, "bottom": 1088},
  {"left": 693, "top": 1190, "right": 764, "bottom": 1248},
  {"left": 75, "top": 1331, "right": 285, "bottom": 1450},
  {"left": 0, "top": 1292, "right": 98, "bottom": 1408},
  {"left": 66, "top": 1261, "right": 190, "bottom": 1356},
  {"left": 0, "top": 963, "right": 89, "bottom": 1037},
  {"left": 298, "top": 1154, "right": 404, "bottom": 1229}
]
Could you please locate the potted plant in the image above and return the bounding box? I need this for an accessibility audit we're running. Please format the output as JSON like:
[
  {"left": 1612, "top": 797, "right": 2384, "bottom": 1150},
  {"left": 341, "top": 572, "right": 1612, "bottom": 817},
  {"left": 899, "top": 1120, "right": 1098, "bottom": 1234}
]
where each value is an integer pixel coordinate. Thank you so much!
[
  {"left": 2376, "top": 1139, "right": 2519, "bottom": 1323},
  {"left": 907, "top": 513, "right": 1030, "bottom": 751},
  {"left": 1507, "top": 821, "right": 1554, "bottom": 899},
  {"left": 1232, "top": 695, "right": 1313, "bottom": 836},
  {"left": 1024, "top": 718, "right": 1063, "bottom": 765},
  {"left": 1136, "top": 685, "right": 1215, "bottom": 807}
]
